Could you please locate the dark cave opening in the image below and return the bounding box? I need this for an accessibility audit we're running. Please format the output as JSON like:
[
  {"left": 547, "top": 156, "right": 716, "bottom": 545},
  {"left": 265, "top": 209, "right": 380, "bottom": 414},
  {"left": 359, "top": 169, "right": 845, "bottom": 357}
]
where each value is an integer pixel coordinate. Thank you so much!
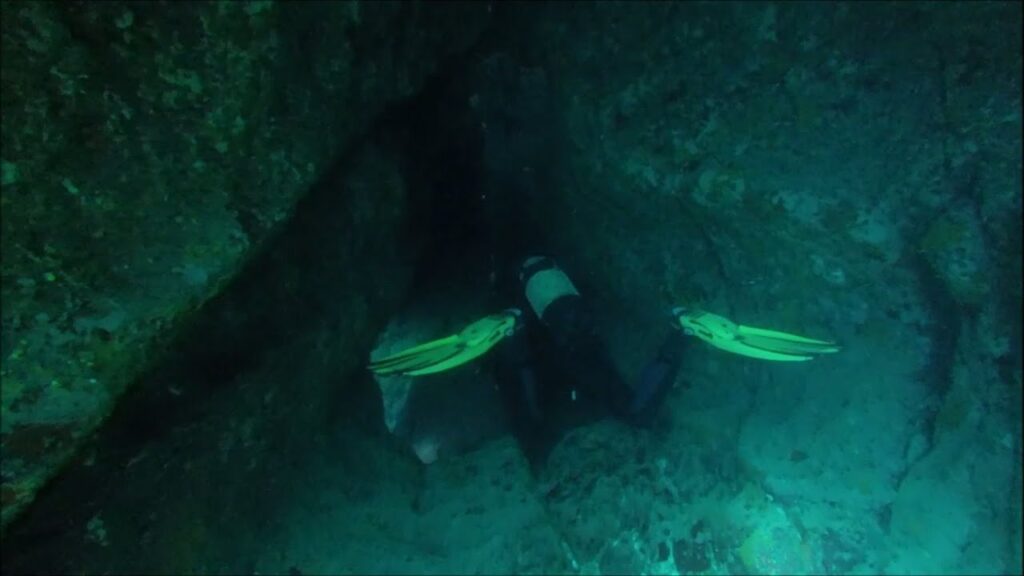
[
  {"left": 390, "top": 63, "right": 496, "bottom": 304},
  {"left": 383, "top": 39, "right": 556, "bottom": 316}
]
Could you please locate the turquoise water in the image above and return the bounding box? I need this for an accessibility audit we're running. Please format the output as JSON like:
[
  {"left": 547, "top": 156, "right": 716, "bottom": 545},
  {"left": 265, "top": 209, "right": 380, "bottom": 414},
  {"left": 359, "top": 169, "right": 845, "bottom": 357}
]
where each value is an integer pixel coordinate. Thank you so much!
[{"left": 1, "top": 2, "right": 1020, "bottom": 574}]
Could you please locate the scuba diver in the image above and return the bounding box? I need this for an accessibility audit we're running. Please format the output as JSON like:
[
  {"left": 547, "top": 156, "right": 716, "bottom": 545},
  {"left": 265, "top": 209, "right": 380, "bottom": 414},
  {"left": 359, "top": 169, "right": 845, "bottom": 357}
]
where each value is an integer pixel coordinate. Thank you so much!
[
  {"left": 368, "top": 69, "right": 839, "bottom": 462},
  {"left": 368, "top": 253, "right": 840, "bottom": 465}
]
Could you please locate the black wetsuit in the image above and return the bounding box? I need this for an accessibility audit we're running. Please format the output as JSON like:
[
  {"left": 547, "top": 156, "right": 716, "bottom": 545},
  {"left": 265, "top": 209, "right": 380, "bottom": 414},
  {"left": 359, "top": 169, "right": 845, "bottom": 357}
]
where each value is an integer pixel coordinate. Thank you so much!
[
  {"left": 478, "top": 157, "right": 685, "bottom": 462},
  {"left": 492, "top": 255, "right": 687, "bottom": 465}
]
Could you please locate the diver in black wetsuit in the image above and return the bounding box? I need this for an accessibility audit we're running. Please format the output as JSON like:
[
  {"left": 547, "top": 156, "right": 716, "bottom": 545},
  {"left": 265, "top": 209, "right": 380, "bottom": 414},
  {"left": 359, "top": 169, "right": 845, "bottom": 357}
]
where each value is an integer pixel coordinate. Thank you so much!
[
  {"left": 368, "top": 159, "right": 689, "bottom": 464},
  {"left": 491, "top": 254, "right": 687, "bottom": 464},
  {"left": 367, "top": 253, "right": 687, "bottom": 467},
  {"left": 367, "top": 235, "right": 838, "bottom": 467}
]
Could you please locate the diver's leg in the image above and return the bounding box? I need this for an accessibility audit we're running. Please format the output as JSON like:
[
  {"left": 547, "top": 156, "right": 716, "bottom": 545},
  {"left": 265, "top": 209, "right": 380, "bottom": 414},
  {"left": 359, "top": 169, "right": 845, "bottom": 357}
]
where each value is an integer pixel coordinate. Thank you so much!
[
  {"left": 519, "top": 256, "right": 688, "bottom": 427},
  {"left": 493, "top": 325, "right": 553, "bottom": 463},
  {"left": 518, "top": 256, "right": 638, "bottom": 420},
  {"left": 625, "top": 328, "right": 688, "bottom": 427}
]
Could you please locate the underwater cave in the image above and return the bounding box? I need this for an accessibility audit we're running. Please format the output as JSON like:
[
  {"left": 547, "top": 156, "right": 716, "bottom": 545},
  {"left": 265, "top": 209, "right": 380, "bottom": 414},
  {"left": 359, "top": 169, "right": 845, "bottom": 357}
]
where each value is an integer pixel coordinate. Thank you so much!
[{"left": 1, "top": 2, "right": 1021, "bottom": 574}]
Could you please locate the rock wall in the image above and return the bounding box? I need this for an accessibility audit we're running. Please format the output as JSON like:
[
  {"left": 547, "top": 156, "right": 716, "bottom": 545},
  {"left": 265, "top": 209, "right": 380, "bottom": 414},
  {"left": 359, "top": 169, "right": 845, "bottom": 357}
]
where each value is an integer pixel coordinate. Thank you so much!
[
  {"left": 0, "top": 0, "right": 490, "bottom": 530},
  {"left": 1, "top": 2, "right": 1019, "bottom": 573},
  {"left": 472, "top": 2, "right": 1022, "bottom": 573},
  {"left": 3, "top": 135, "right": 421, "bottom": 573}
]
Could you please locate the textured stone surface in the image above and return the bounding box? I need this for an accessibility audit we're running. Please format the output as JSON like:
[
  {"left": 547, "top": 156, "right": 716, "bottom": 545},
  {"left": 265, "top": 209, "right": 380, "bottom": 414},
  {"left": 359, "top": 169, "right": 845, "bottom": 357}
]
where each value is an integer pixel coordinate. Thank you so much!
[
  {"left": 469, "top": 2, "right": 1021, "bottom": 573},
  {"left": 0, "top": 0, "right": 490, "bottom": 530},
  {"left": 1, "top": 2, "right": 1019, "bottom": 573},
  {"left": 2, "top": 138, "right": 413, "bottom": 573}
]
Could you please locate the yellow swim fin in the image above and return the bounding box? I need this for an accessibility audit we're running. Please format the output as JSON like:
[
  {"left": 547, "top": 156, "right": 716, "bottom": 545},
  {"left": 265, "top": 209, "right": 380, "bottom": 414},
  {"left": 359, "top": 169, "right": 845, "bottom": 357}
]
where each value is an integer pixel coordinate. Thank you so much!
[
  {"left": 673, "top": 307, "right": 840, "bottom": 362},
  {"left": 369, "top": 309, "right": 521, "bottom": 376}
]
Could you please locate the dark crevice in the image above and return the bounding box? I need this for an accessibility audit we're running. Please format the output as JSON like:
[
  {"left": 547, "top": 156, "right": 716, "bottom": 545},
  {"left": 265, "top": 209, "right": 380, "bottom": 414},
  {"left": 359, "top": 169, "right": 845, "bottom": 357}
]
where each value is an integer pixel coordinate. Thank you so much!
[{"left": 906, "top": 248, "right": 961, "bottom": 456}]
